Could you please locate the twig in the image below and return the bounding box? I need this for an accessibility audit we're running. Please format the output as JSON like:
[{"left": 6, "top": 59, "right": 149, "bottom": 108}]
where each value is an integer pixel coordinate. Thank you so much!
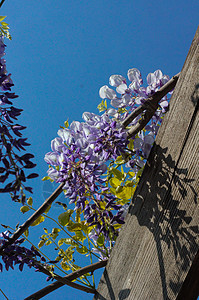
[
  {"left": 35, "top": 264, "right": 96, "bottom": 296},
  {"left": 24, "top": 259, "right": 108, "bottom": 299},
  {"left": 0, "top": 182, "right": 65, "bottom": 254},
  {"left": 0, "top": 288, "right": 9, "bottom": 300},
  {"left": 122, "top": 72, "right": 180, "bottom": 134},
  {"left": 0, "top": 0, "right": 6, "bottom": 9}
]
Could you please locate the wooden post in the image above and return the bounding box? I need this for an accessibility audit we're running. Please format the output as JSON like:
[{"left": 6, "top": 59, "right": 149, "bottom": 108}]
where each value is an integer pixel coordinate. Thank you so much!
[{"left": 94, "top": 27, "right": 199, "bottom": 300}]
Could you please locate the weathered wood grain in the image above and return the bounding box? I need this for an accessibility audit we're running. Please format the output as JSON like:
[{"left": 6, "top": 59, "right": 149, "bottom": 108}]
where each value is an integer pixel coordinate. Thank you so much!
[{"left": 94, "top": 26, "right": 199, "bottom": 300}]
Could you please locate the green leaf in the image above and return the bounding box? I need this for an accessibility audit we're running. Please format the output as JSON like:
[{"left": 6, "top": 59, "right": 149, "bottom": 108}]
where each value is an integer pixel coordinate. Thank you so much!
[
  {"left": 42, "top": 176, "right": 53, "bottom": 182},
  {"left": 112, "top": 168, "right": 123, "bottom": 181},
  {"left": 76, "top": 246, "right": 88, "bottom": 254},
  {"left": 109, "top": 177, "right": 120, "bottom": 188},
  {"left": 115, "top": 156, "right": 125, "bottom": 164},
  {"left": 0, "top": 16, "right": 6, "bottom": 22},
  {"left": 58, "top": 210, "right": 74, "bottom": 226},
  {"left": 110, "top": 187, "right": 116, "bottom": 195},
  {"left": 45, "top": 240, "right": 52, "bottom": 246},
  {"left": 1, "top": 22, "right": 8, "bottom": 26},
  {"left": 116, "top": 186, "right": 123, "bottom": 193},
  {"left": 64, "top": 120, "right": 69, "bottom": 128},
  {"left": 31, "top": 216, "right": 45, "bottom": 226},
  {"left": 81, "top": 222, "right": 92, "bottom": 235},
  {"left": 128, "top": 138, "right": 134, "bottom": 151},
  {"left": 128, "top": 171, "right": 135, "bottom": 178},
  {"left": 20, "top": 206, "right": 30, "bottom": 214},
  {"left": 61, "top": 261, "right": 70, "bottom": 271},
  {"left": 27, "top": 197, "right": 33, "bottom": 206},
  {"left": 67, "top": 223, "right": 82, "bottom": 232},
  {"left": 58, "top": 238, "right": 72, "bottom": 246},
  {"left": 75, "top": 209, "right": 81, "bottom": 223},
  {"left": 52, "top": 228, "right": 61, "bottom": 234},
  {"left": 24, "top": 229, "right": 29, "bottom": 237},
  {"left": 73, "top": 231, "right": 86, "bottom": 242},
  {"left": 116, "top": 186, "right": 135, "bottom": 201},
  {"left": 38, "top": 240, "right": 45, "bottom": 248},
  {"left": 97, "top": 234, "right": 105, "bottom": 247},
  {"left": 136, "top": 168, "right": 143, "bottom": 179}
]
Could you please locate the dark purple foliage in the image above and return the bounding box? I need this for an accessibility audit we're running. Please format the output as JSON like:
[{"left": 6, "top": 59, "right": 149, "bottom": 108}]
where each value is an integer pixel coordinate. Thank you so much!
[
  {"left": 0, "top": 231, "right": 47, "bottom": 273},
  {"left": 0, "top": 35, "right": 38, "bottom": 203}
]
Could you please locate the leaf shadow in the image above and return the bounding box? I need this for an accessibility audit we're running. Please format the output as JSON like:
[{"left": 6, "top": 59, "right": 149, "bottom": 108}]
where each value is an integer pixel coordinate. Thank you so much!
[{"left": 128, "top": 143, "right": 198, "bottom": 299}]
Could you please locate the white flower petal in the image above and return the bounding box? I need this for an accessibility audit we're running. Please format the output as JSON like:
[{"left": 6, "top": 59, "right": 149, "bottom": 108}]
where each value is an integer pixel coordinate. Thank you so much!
[
  {"left": 99, "top": 85, "right": 117, "bottom": 99},
  {"left": 154, "top": 69, "right": 163, "bottom": 80},
  {"left": 82, "top": 112, "right": 94, "bottom": 122},
  {"left": 70, "top": 121, "right": 82, "bottom": 133},
  {"left": 47, "top": 167, "right": 59, "bottom": 181},
  {"left": 127, "top": 68, "right": 141, "bottom": 82},
  {"left": 109, "top": 74, "right": 126, "bottom": 87},
  {"left": 106, "top": 108, "right": 117, "bottom": 116},
  {"left": 51, "top": 137, "right": 63, "bottom": 152},
  {"left": 58, "top": 129, "right": 73, "bottom": 145},
  {"left": 44, "top": 152, "right": 58, "bottom": 165},
  {"left": 129, "top": 81, "right": 140, "bottom": 92},
  {"left": 122, "top": 94, "right": 131, "bottom": 105},
  {"left": 147, "top": 72, "right": 156, "bottom": 86},
  {"left": 116, "top": 83, "right": 127, "bottom": 94},
  {"left": 111, "top": 98, "right": 123, "bottom": 108}
]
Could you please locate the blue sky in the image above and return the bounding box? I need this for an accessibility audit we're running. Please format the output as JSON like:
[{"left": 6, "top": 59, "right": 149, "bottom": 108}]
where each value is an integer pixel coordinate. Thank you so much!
[{"left": 0, "top": 0, "right": 199, "bottom": 299}]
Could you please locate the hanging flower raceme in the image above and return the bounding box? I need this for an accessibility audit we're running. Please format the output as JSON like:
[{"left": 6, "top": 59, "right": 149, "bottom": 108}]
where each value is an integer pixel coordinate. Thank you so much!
[{"left": 0, "top": 35, "right": 38, "bottom": 203}]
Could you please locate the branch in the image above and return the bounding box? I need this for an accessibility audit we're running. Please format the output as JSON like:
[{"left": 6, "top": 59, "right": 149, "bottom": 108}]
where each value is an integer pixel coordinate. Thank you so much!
[
  {"left": 122, "top": 72, "right": 180, "bottom": 135},
  {"left": 24, "top": 259, "right": 108, "bottom": 299},
  {"left": 0, "top": 182, "right": 65, "bottom": 254}
]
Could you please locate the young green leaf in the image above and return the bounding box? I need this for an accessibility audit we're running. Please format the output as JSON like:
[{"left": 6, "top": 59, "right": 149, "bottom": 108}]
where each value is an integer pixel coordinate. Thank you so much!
[
  {"left": 20, "top": 206, "right": 30, "bottom": 214},
  {"left": 31, "top": 216, "right": 45, "bottom": 226}
]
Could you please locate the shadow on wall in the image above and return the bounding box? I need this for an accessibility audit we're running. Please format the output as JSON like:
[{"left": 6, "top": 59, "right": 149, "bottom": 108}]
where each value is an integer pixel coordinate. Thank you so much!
[
  {"left": 128, "top": 142, "right": 198, "bottom": 299},
  {"left": 94, "top": 141, "right": 198, "bottom": 300},
  {"left": 95, "top": 269, "right": 130, "bottom": 300}
]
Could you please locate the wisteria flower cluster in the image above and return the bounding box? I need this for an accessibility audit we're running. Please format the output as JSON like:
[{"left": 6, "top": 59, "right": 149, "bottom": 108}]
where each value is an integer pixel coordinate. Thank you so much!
[
  {"left": 0, "top": 231, "right": 46, "bottom": 272},
  {"left": 44, "top": 113, "right": 129, "bottom": 242},
  {"left": 0, "top": 35, "right": 38, "bottom": 202},
  {"left": 44, "top": 68, "right": 170, "bottom": 260}
]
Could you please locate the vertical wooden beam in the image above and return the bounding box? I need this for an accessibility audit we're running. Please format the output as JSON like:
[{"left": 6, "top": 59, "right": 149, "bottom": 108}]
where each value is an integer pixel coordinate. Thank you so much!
[{"left": 94, "top": 26, "right": 199, "bottom": 300}]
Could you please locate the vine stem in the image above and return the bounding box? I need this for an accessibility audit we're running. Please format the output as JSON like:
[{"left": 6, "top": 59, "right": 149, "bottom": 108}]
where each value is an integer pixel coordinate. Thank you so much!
[
  {"left": 0, "top": 182, "right": 65, "bottom": 254},
  {"left": 0, "top": 288, "right": 9, "bottom": 300},
  {"left": 24, "top": 259, "right": 108, "bottom": 300},
  {"left": 122, "top": 72, "right": 180, "bottom": 135},
  {"left": 26, "top": 203, "right": 101, "bottom": 260}
]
